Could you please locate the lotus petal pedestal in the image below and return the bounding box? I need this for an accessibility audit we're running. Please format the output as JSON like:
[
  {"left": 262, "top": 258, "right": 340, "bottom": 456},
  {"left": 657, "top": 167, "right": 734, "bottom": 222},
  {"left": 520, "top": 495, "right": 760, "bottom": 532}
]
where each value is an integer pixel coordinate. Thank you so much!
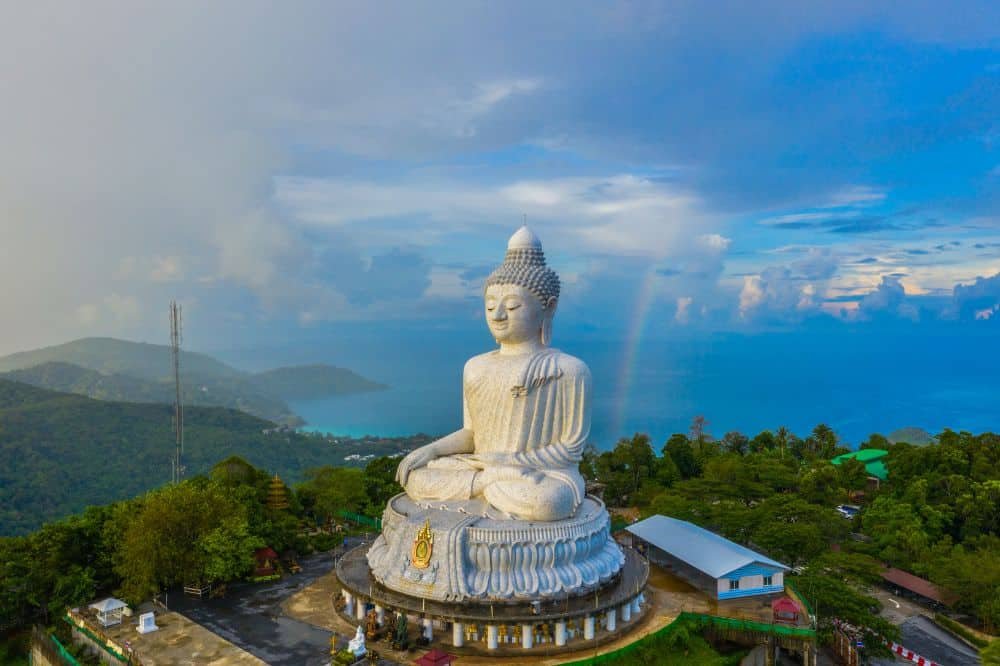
[{"left": 366, "top": 493, "right": 625, "bottom": 602}]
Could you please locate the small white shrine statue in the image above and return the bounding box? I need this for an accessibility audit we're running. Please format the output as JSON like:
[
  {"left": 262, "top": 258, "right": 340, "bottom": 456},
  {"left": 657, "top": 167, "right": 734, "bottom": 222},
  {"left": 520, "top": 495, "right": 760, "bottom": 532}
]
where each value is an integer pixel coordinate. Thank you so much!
[
  {"left": 347, "top": 625, "right": 366, "bottom": 657},
  {"left": 396, "top": 226, "right": 590, "bottom": 522}
]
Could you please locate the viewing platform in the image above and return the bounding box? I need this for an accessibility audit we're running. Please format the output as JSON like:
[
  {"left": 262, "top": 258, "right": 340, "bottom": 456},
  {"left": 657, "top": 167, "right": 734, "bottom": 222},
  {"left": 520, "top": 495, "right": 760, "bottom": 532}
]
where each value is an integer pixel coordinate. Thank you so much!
[{"left": 335, "top": 542, "right": 649, "bottom": 655}]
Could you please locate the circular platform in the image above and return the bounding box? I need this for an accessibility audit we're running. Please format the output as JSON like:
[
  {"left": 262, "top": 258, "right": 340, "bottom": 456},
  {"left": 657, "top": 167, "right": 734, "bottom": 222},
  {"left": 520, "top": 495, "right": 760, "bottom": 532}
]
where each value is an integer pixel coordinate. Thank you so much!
[{"left": 335, "top": 543, "right": 649, "bottom": 654}]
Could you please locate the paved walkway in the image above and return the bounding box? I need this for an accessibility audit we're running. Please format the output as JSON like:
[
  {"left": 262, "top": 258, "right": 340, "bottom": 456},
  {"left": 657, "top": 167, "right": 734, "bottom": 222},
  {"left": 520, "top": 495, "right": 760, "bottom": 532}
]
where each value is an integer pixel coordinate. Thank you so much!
[{"left": 169, "top": 550, "right": 346, "bottom": 666}]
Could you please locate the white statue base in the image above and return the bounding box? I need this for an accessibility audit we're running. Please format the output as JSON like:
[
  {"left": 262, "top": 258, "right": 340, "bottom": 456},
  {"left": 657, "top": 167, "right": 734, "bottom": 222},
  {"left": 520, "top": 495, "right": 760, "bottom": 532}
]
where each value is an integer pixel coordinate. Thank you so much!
[{"left": 367, "top": 493, "right": 624, "bottom": 602}]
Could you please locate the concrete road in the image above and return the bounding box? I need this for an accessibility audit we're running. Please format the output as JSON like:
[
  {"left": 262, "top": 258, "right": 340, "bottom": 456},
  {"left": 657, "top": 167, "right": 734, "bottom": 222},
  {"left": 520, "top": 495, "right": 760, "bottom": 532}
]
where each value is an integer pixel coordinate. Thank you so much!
[
  {"left": 896, "top": 615, "right": 980, "bottom": 666},
  {"left": 868, "top": 587, "right": 981, "bottom": 665},
  {"left": 169, "top": 545, "right": 359, "bottom": 666},
  {"left": 871, "top": 588, "right": 931, "bottom": 625}
]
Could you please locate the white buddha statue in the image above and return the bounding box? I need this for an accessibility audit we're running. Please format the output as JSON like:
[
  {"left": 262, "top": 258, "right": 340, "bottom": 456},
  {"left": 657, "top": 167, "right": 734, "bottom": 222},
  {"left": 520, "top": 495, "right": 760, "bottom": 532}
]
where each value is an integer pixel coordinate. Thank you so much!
[{"left": 396, "top": 226, "right": 590, "bottom": 522}]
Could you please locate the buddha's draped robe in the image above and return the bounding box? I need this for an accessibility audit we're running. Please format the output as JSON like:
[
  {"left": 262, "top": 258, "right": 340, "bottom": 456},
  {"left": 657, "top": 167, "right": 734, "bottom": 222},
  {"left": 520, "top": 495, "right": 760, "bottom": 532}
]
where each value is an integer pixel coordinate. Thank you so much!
[{"left": 405, "top": 347, "right": 590, "bottom": 520}]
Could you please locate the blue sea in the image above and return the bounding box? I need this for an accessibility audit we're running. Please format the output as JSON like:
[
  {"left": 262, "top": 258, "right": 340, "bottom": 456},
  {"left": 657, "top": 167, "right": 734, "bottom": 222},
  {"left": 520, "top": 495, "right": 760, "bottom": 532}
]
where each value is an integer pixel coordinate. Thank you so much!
[{"left": 218, "top": 323, "right": 1000, "bottom": 450}]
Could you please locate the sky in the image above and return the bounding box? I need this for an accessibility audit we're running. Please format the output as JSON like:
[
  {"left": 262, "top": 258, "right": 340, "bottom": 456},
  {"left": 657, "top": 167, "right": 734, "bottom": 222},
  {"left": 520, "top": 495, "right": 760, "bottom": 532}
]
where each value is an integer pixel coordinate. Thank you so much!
[{"left": 0, "top": 2, "right": 998, "bottom": 361}]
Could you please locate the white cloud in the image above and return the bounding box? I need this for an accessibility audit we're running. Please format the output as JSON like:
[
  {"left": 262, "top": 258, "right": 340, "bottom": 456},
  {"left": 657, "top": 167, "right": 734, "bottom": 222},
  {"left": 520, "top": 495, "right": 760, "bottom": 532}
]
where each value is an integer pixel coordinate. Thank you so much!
[
  {"left": 278, "top": 173, "right": 717, "bottom": 258},
  {"left": 856, "top": 275, "right": 919, "bottom": 321},
  {"left": 737, "top": 249, "right": 840, "bottom": 320},
  {"left": 826, "top": 185, "right": 887, "bottom": 207}
]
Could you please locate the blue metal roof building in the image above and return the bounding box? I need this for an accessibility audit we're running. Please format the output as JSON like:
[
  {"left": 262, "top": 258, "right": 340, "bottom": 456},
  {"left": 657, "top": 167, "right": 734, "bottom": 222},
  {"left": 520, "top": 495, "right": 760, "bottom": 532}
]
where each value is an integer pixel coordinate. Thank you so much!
[{"left": 625, "top": 515, "right": 789, "bottom": 600}]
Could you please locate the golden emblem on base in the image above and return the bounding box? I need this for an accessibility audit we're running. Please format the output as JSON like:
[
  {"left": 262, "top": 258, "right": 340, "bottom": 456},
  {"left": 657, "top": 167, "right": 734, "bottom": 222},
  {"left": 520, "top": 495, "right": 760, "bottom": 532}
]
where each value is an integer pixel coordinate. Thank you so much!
[{"left": 411, "top": 519, "right": 434, "bottom": 569}]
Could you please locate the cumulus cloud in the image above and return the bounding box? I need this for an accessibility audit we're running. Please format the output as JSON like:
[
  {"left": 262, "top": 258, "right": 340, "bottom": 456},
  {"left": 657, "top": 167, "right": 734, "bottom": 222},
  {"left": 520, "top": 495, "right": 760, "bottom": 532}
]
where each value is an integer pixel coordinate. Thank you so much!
[
  {"left": 856, "top": 276, "right": 919, "bottom": 320},
  {"left": 944, "top": 272, "right": 1000, "bottom": 321},
  {"left": 738, "top": 249, "right": 839, "bottom": 320}
]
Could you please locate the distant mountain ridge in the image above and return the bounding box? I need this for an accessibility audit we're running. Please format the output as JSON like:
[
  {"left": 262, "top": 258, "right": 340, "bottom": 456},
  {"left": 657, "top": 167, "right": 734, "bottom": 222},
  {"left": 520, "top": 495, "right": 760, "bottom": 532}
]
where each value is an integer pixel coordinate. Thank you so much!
[
  {"left": 0, "top": 338, "right": 386, "bottom": 425},
  {"left": 251, "top": 364, "right": 386, "bottom": 400}
]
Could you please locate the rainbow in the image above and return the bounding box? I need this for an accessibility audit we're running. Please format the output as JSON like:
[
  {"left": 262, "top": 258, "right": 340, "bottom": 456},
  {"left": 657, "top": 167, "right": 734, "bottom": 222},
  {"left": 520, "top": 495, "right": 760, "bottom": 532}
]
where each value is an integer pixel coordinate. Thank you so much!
[{"left": 610, "top": 266, "right": 661, "bottom": 442}]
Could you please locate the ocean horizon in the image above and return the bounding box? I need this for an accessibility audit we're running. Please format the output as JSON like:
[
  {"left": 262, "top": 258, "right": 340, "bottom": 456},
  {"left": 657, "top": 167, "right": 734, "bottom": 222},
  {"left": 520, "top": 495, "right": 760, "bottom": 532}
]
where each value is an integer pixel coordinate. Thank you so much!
[{"left": 219, "top": 324, "right": 1000, "bottom": 451}]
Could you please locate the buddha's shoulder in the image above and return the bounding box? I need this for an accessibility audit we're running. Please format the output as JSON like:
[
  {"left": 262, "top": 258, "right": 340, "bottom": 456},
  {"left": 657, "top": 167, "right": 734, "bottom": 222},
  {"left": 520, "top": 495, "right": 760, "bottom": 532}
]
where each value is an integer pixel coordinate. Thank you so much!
[
  {"left": 551, "top": 350, "right": 590, "bottom": 379},
  {"left": 464, "top": 351, "right": 498, "bottom": 376}
]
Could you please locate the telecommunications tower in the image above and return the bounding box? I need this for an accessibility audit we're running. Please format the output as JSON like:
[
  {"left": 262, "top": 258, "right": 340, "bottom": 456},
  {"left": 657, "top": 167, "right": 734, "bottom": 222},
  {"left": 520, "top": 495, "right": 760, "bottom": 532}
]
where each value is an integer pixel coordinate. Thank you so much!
[{"left": 169, "top": 301, "right": 185, "bottom": 484}]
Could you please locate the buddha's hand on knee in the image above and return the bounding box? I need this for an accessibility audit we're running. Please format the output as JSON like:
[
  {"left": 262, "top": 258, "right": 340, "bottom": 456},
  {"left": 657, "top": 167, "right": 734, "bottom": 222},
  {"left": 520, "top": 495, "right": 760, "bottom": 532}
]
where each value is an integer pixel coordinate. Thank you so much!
[
  {"left": 477, "top": 465, "right": 543, "bottom": 487},
  {"left": 465, "top": 453, "right": 514, "bottom": 469},
  {"left": 396, "top": 444, "right": 441, "bottom": 486}
]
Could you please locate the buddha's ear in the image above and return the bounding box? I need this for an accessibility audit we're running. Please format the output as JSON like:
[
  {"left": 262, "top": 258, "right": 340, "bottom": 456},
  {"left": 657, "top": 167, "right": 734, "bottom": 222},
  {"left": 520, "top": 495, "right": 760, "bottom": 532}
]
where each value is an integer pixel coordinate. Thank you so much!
[{"left": 540, "top": 297, "right": 557, "bottom": 345}]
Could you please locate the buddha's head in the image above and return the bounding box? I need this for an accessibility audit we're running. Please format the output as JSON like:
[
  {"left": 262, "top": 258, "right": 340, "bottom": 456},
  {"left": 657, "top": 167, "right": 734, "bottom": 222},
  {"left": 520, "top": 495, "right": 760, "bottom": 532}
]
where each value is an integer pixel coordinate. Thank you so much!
[{"left": 484, "top": 226, "right": 560, "bottom": 346}]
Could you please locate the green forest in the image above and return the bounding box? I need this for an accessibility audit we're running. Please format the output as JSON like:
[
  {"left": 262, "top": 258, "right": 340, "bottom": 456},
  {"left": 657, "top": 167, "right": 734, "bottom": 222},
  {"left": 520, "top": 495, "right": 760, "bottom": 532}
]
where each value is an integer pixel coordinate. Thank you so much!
[
  {"left": 0, "top": 378, "right": 428, "bottom": 535},
  {"left": 583, "top": 421, "right": 1000, "bottom": 646},
  {"left": 0, "top": 455, "right": 400, "bottom": 658},
  {"left": 1, "top": 406, "right": 997, "bottom": 663}
]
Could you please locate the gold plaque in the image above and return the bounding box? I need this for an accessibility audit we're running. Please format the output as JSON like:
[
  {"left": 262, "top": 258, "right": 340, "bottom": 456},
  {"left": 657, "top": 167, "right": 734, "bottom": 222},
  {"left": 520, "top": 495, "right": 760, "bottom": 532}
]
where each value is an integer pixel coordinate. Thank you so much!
[{"left": 411, "top": 519, "right": 434, "bottom": 569}]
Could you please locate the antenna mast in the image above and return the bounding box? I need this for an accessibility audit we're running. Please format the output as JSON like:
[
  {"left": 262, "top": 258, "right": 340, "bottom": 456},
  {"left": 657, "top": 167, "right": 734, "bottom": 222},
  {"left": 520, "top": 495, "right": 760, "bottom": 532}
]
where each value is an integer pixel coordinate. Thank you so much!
[{"left": 170, "top": 301, "right": 185, "bottom": 484}]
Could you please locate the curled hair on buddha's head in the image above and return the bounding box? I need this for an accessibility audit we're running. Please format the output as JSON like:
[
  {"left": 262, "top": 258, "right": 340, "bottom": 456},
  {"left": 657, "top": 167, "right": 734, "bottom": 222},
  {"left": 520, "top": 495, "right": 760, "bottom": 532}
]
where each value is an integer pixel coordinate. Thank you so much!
[
  {"left": 484, "top": 226, "right": 561, "bottom": 306},
  {"left": 484, "top": 226, "right": 560, "bottom": 344}
]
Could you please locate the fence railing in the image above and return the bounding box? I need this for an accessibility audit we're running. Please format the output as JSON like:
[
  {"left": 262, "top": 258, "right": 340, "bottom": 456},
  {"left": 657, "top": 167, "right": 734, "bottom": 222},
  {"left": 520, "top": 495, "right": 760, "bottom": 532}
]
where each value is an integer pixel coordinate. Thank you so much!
[
  {"left": 560, "top": 610, "right": 816, "bottom": 665},
  {"left": 31, "top": 626, "right": 82, "bottom": 666},
  {"left": 63, "top": 613, "right": 132, "bottom": 663},
  {"left": 336, "top": 510, "right": 382, "bottom": 530}
]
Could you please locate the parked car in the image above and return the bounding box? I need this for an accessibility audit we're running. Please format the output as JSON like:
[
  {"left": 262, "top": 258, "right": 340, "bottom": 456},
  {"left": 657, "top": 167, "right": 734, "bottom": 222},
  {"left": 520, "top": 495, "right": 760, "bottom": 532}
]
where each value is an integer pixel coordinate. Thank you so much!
[{"left": 836, "top": 504, "right": 860, "bottom": 519}]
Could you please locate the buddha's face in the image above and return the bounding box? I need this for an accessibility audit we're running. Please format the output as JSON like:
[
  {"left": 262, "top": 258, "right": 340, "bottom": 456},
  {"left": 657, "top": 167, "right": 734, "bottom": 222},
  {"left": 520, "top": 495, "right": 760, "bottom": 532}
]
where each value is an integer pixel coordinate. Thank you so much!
[{"left": 485, "top": 283, "right": 547, "bottom": 345}]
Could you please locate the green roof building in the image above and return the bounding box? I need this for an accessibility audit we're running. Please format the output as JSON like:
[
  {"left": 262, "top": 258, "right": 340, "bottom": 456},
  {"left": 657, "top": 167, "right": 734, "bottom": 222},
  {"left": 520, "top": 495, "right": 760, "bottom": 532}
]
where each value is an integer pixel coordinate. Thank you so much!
[{"left": 831, "top": 448, "right": 888, "bottom": 481}]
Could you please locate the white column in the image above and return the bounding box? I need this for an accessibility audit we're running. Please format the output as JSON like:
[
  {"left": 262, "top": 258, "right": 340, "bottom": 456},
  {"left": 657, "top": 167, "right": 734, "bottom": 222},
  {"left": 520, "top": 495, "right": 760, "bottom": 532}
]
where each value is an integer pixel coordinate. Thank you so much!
[
  {"left": 452, "top": 622, "right": 464, "bottom": 647},
  {"left": 621, "top": 602, "right": 632, "bottom": 622},
  {"left": 606, "top": 607, "right": 617, "bottom": 632},
  {"left": 375, "top": 605, "right": 384, "bottom": 625},
  {"left": 521, "top": 623, "right": 534, "bottom": 649},
  {"left": 631, "top": 597, "right": 641, "bottom": 614},
  {"left": 343, "top": 591, "right": 354, "bottom": 617},
  {"left": 423, "top": 618, "right": 433, "bottom": 640},
  {"left": 355, "top": 597, "right": 366, "bottom": 621},
  {"left": 555, "top": 621, "right": 567, "bottom": 646},
  {"left": 487, "top": 624, "right": 498, "bottom": 650},
  {"left": 584, "top": 615, "right": 595, "bottom": 639}
]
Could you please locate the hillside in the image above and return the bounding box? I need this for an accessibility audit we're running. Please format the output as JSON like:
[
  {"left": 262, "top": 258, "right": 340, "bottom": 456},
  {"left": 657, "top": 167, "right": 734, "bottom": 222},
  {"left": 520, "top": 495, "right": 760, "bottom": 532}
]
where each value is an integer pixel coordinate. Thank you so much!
[
  {"left": 1, "top": 361, "right": 301, "bottom": 425},
  {"left": 0, "top": 337, "right": 240, "bottom": 382},
  {"left": 0, "top": 338, "right": 387, "bottom": 425},
  {"left": 250, "top": 364, "right": 387, "bottom": 400},
  {"left": 0, "top": 379, "right": 426, "bottom": 536}
]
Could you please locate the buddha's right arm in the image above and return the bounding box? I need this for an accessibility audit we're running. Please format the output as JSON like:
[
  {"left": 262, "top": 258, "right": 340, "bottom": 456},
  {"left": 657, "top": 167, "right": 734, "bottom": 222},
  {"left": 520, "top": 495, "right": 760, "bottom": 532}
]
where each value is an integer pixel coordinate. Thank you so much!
[
  {"left": 429, "top": 428, "right": 475, "bottom": 456},
  {"left": 397, "top": 428, "right": 475, "bottom": 486}
]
